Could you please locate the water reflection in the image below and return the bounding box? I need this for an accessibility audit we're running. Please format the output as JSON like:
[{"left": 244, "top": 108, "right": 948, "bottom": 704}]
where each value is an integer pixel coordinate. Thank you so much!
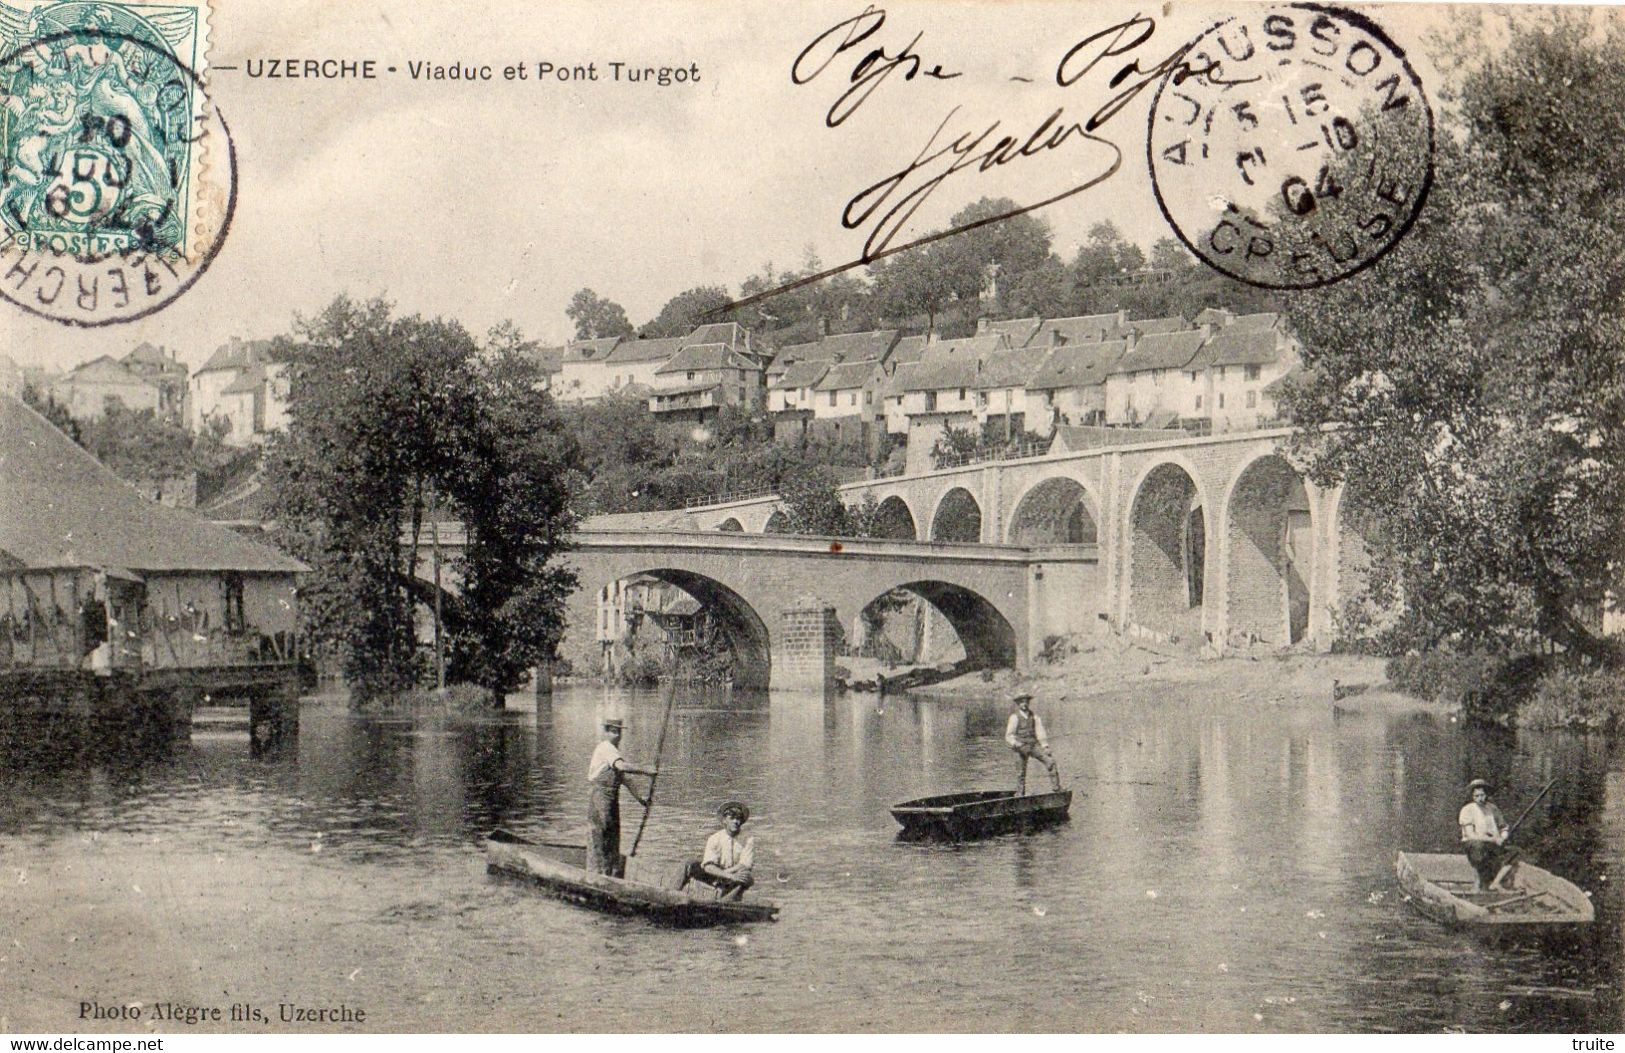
[{"left": 0, "top": 683, "right": 1618, "bottom": 1033}]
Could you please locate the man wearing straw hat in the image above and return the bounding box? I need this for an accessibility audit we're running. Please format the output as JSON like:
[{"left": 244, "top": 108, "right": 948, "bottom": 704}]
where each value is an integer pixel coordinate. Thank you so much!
[
  {"left": 677, "top": 801, "right": 756, "bottom": 900},
  {"left": 586, "top": 717, "right": 658, "bottom": 877}
]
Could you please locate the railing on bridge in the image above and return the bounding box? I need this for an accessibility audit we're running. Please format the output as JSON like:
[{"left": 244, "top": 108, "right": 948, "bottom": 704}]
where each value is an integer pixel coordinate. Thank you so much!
[{"left": 931, "top": 438, "right": 1051, "bottom": 470}]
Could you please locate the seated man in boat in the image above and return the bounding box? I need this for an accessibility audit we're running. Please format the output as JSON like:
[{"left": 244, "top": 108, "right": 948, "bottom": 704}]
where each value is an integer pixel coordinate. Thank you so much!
[
  {"left": 1005, "top": 693, "right": 1061, "bottom": 796},
  {"left": 1459, "top": 778, "right": 1520, "bottom": 892},
  {"left": 587, "top": 717, "right": 657, "bottom": 878},
  {"left": 677, "top": 801, "right": 755, "bottom": 900}
]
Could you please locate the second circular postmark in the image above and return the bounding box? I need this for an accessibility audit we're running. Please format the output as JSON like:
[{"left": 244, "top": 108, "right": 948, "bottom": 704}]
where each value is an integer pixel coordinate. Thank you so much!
[
  {"left": 1147, "top": 4, "right": 1433, "bottom": 290},
  {"left": 0, "top": 3, "right": 235, "bottom": 327}
]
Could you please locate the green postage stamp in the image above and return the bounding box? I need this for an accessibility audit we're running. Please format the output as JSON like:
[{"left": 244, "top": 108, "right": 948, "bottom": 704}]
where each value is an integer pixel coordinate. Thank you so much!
[{"left": 0, "top": 0, "right": 230, "bottom": 325}]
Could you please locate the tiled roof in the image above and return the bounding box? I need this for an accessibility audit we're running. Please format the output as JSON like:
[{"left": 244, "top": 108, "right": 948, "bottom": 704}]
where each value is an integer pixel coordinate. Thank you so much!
[
  {"left": 66, "top": 356, "right": 150, "bottom": 384},
  {"left": 1032, "top": 313, "right": 1124, "bottom": 347},
  {"left": 815, "top": 360, "right": 884, "bottom": 391},
  {"left": 1111, "top": 331, "right": 1208, "bottom": 374},
  {"left": 881, "top": 362, "right": 919, "bottom": 399},
  {"left": 925, "top": 334, "right": 1007, "bottom": 362},
  {"left": 687, "top": 321, "right": 747, "bottom": 347},
  {"left": 562, "top": 336, "right": 626, "bottom": 363},
  {"left": 982, "top": 317, "right": 1043, "bottom": 348},
  {"left": 975, "top": 348, "right": 1049, "bottom": 390},
  {"left": 886, "top": 335, "right": 927, "bottom": 365},
  {"left": 902, "top": 354, "right": 981, "bottom": 392},
  {"left": 196, "top": 338, "right": 274, "bottom": 375},
  {"left": 1123, "top": 315, "right": 1188, "bottom": 336},
  {"left": 604, "top": 336, "right": 686, "bottom": 364},
  {"left": 123, "top": 343, "right": 184, "bottom": 373},
  {"left": 525, "top": 345, "right": 565, "bottom": 374},
  {"left": 656, "top": 343, "right": 758, "bottom": 374},
  {"left": 1026, "top": 340, "right": 1128, "bottom": 391},
  {"left": 0, "top": 394, "right": 306, "bottom": 573},
  {"left": 1228, "top": 312, "right": 1280, "bottom": 331},
  {"left": 815, "top": 329, "right": 900, "bottom": 363},
  {"left": 1205, "top": 327, "right": 1289, "bottom": 367},
  {"left": 770, "top": 361, "right": 831, "bottom": 391}
]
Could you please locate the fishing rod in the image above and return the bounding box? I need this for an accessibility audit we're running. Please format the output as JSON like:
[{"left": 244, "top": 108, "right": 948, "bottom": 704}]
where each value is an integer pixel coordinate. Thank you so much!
[
  {"left": 628, "top": 684, "right": 679, "bottom": 858},
  {"left": 1505, "top": 776, "right": 1559, "bottom": 841}
]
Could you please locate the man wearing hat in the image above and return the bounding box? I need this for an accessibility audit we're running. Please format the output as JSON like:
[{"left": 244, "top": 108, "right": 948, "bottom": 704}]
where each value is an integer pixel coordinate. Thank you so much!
[
  {"left": 678, "top": 802, "right": 756, "bottom": 900},
  {"left": 586, "top": 717, "right": 658, "bottom": 877},
  {"left": 1005, "top": 693, "right": 1061, "bottom": 796},
  {"left": 1459, "top": 778, "right": 1520, "bottom": 892}
]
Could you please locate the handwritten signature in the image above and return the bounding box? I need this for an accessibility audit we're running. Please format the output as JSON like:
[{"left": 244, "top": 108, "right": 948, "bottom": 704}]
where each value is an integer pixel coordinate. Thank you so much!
[{"left": 730, "top": 9, "right": 1252, "bottom": 311}]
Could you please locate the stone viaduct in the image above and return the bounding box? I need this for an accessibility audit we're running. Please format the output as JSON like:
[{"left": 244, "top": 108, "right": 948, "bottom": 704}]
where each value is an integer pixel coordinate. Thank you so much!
[
  {"left": 412, "top": 428, "right": 1372, "bottom": 690},
  {"left": 671, "top": 427, "right": 1369, "bottom": 658}
]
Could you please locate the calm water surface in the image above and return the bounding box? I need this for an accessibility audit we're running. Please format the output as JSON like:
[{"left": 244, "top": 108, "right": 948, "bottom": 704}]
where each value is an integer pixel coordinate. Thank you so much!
[{"left": 0, "top": 682, "right": 1619, "bottom": 1033}]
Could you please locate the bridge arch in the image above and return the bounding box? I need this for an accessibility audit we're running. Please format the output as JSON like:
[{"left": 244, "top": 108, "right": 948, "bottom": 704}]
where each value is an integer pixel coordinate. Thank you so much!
[
  {"left": 857, "top": 580, "right": 1017, "bottom": 671},
  {"left": 763, "top": 509, "right": 789, "bottom": 534},
  {"left": 870, "top": 495, "right": 919, "bottom": 541},
  {"left": 609, "top": 568, "right": 772, "bottom": 688},
  {"left": 1220, "top": 453, "right": 1316, "bottom": 646},
  {"left": 716, "top": 517, "right": 744, "bottom": 532},
  {"left": 1006, "top": 474, "right": 1100, "bottom": 545},
  {"left": 929, "top": 486, "right": 983, "bottom": 543},
  {"left": 1124, "top": 457, "right": 1211, "bottom": 643}
]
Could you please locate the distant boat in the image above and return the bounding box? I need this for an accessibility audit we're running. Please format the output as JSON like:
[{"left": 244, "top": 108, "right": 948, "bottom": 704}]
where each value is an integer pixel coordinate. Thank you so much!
[
  {"left": 484, "top": 832, "right": 779, "bottom": 927},
  {"left": 1395, "top": 852, "right": 1594, "bottom": 936},
  {"left": 891, "top": 790, "right": 1072, "bottom": 841}
]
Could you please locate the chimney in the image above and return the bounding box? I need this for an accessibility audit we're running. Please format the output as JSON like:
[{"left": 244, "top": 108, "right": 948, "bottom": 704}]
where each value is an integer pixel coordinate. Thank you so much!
[
  {"left": 1200, "top": 323, "right": 1214, "bottom": 340},
  {"left": 1125, "top": 330, "right": 1140, "bottom": 352},
  {"left": 976, "top": 317, "right": 990, "bottom": 334}
]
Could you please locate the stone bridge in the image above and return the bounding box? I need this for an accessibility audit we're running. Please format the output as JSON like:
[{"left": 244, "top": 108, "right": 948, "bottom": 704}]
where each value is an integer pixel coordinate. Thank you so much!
[
  {"left": 412, "top": 528, "right": 1100, "bottom": 690},
  {"left": 669, "top": 427, "right": 1369, "bottom": 655}
]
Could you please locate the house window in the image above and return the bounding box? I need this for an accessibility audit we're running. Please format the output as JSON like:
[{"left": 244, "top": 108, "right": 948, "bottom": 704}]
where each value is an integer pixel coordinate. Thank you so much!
[
  {"left": 848, "top": 392, "right": 857, "bottom": 406},
  {"left": 1195, "top": 395, "right": 1203, "bottom": 410},
  {"left": 828, "top": 391, "right": 836, "bottom": 407},
  {"left": 223, "top": 574, "right": 245, "bottom": 634},
  {"left": 687, "top": 371, "right": 696, "bottom": 381},
  {"left": 1218, "top": 393, "right": 1226, "bottom": 409},
  {"left": 1218, "top": 366, "right": 1227, "bottom": 379},
  {"left": 1245, "top": 364, "right": 1261, "bottom": 381},
  {"left": 864, "top": 390, "right": 873, "bottom": 405},
  {"left": 1246, "top": 390, "right": 1258, "bottom": 408},
  {"left": 958, "top": 388, "right": 966, "bottom": 401},
  {"left": 925, "top": 391, "right": 937, "bottom": 411}
]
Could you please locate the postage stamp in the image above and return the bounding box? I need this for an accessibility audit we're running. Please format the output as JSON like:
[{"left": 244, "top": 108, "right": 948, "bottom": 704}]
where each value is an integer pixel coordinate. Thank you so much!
[
  {"left": 0, "top": 0, "right": 232, "bottom": 325},
  {"left": 1147, "top": 3, "right": 1434, "bottom": 289}
]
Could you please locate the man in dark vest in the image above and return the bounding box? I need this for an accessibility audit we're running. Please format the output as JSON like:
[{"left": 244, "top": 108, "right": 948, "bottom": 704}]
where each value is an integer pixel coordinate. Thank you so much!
[{"left": 1004, "top": 693, "right": 1061, "bottom": 796}]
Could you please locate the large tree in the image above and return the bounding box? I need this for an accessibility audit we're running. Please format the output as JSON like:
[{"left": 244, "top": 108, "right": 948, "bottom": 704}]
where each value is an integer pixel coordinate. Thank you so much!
[
  {"left": 565, "top": 288, "right": 635, "bottom": 340},
  {"left": 265, "top": 296, "right": 581, "bottom": 702},
  {"left": 1281, "top": 12, "right": 1625, "bottom": 662},
  {"left": 642, "top": 285, "right": 733, "bottom": 337}
]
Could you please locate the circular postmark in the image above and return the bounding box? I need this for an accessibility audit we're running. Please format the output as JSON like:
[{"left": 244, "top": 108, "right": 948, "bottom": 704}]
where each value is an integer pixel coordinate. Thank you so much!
[
  {"left": 1147, "top": 4, "right": 1433, "bottom": 290},
  {"left": 0, "top": 5, "right": 235, "bottom": 326}
]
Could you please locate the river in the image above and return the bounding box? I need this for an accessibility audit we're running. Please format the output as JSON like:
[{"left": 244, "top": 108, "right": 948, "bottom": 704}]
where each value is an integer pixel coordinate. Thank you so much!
[{"left": 0, "top": 680, "right": 1619, "bottom": 1033}]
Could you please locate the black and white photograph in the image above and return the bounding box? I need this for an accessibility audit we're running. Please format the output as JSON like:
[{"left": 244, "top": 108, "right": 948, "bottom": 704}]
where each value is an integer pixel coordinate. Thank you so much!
[{"left": 0, "top": 0, "right": 1620, "bottom": 1036}]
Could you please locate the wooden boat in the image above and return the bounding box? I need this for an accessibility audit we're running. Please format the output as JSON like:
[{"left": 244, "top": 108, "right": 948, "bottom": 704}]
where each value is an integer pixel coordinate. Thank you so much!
[
  {"left": 1395, "top": 851, "right": 1594, "bottom": 935},
  {"left": 891, "top": 789, "right": 1072, "bottom": 840},
  {"left": 483, "top": 832, "right": 779, "bottom": 927}
]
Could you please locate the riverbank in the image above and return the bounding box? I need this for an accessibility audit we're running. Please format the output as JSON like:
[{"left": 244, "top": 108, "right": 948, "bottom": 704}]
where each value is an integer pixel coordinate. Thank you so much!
[{"left": 898, "top": 636, "right": 1439, "bottom": 715}]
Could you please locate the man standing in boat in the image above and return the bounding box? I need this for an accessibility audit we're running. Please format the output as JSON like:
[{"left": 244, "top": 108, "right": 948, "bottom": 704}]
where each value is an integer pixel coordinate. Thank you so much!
[
  {"left": 677, "top": 801, "right": 756, "bottom": 900},
  {"left": 1459, "top": 777, "right": 1520, "bottom": 892},
  {"left": 587, "top": 717, "right": 657, "bottom": 877},
  {"left": 1005, "top": 693, "right": 1061, "bottom": 796}
]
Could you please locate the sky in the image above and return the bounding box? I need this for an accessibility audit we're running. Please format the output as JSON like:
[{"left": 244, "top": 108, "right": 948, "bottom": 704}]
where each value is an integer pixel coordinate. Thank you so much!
[{"left": 1, "top": 0, "right": 1475, "bottom": 374}]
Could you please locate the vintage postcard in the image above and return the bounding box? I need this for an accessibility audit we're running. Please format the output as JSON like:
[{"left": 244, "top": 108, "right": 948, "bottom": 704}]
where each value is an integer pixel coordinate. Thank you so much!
[{"left": 0, "top": 0, "right": 1620, "bottom": 1038}]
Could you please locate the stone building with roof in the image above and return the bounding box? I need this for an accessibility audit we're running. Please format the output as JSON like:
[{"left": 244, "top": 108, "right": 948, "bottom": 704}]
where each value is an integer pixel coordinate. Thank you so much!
[
  {"left": 51, "top": 356, "right": 161, "bottom": 420},
  {"left": 648, "top": 342, "right": 763, "bottom": 423},
  {"left": 190, "top": 338, "right": 288, "bottom": 444},
  {"left": 1023, "top": 339, "right": 1127, "bottom": 434},
  {"left": 121, "top": 343, "right": 189, "bottom": 421}
]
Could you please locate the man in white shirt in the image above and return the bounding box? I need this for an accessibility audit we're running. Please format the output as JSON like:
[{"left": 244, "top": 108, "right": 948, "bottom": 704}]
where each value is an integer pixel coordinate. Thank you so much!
[
  {"left": 678, "top": 801, "right": 755, "bottom": 900},
  {"left": 1005, "top": 693, "right": 1061, "bottom": 796},
  {"left": 1459, "top": 777, "right": 1519, "bottom": 892},
  {"left": 586, "top": 718, "right": 657, "bottom": 877}
]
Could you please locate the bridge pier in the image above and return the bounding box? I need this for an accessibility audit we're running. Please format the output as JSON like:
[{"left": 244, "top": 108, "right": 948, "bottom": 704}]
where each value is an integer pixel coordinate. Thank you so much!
[{"left": 771, "top": 596, "right": 841, "bottom": 691}]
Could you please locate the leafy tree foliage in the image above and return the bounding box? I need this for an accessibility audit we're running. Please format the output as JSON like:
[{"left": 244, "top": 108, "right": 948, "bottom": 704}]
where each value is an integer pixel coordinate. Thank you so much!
[
  {"left": 642, "top": 285, "right": 733, "bottom": 337},
  {"left": 1280, "top": 12, "right": 1625, "bottom": 663},
  {"left": 265, "top": 296, "right": 581, "bottom": 702},
  {"left": 565, "top": 288, "right": 635, "bottom": 340},
  {"left": 22, "top": 383, "right": 239, "bottom": 494}
]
